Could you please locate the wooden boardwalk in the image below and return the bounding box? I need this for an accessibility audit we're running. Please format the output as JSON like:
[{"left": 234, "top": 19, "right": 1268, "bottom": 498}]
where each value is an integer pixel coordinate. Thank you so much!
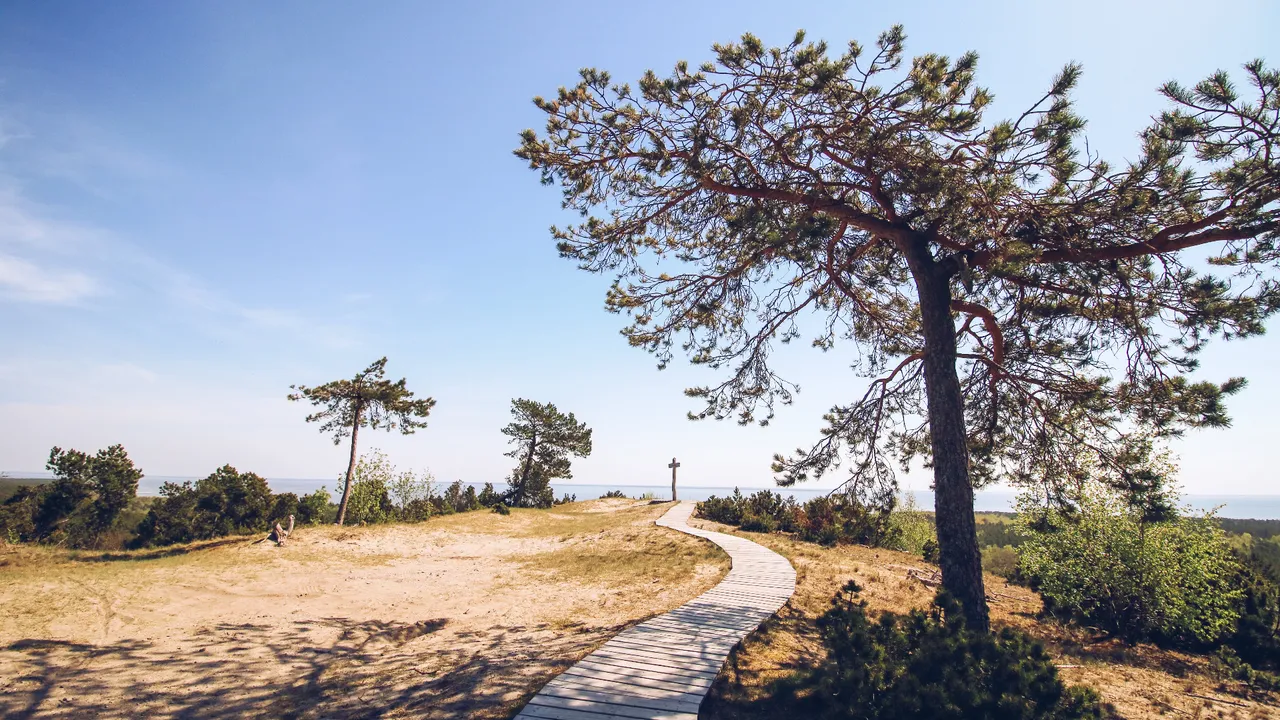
[{"left": 513, "top": 501, "right": 796, "bottom": 720}]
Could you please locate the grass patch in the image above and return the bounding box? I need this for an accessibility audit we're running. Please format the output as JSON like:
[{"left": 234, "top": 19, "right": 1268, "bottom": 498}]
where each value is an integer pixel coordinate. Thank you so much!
[{"left": 520, "top": 529, "right": 725, "bottom": 588}]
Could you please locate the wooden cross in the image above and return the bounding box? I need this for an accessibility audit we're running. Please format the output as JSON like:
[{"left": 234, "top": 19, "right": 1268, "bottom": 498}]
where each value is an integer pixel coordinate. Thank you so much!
[{"left": 668, "top": 457, "right": 680, "bottom": 501}]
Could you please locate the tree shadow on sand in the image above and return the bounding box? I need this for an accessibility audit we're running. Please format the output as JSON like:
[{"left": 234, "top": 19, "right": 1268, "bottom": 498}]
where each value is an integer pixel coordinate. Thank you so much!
[{"left": 0, "top": 615, "right": 607, "bottom": 719}]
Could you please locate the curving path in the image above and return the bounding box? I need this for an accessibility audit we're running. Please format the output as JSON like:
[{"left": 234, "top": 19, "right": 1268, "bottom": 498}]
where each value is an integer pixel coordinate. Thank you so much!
[{"left": 513, "top": 501, "right": 796, "bottom": 720}]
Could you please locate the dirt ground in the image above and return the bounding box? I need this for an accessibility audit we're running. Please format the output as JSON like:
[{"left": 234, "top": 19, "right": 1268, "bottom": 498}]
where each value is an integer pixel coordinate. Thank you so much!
[
  {"left": 688, "top": 517, "right": 1280, "bottom": 720},
  {"left": 0, "top": 499, "right": 728, "bottom": 719}
]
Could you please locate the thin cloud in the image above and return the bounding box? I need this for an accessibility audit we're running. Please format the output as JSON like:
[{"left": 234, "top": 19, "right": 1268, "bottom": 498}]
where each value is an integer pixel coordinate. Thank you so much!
[{"left": 0, "top": 252, "right": 98, "bottom": 304}]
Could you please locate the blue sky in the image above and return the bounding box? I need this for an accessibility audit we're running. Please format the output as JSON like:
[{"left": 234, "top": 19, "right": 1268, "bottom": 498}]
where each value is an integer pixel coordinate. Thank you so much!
[{"left": 1, "top": 0, "right": 1277, "bottom": 495}]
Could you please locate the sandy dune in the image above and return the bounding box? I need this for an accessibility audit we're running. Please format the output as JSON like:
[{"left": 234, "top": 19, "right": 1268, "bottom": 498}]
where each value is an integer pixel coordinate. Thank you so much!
[{"left": 0, "top": 499, "right": 728, "bottom": 719}]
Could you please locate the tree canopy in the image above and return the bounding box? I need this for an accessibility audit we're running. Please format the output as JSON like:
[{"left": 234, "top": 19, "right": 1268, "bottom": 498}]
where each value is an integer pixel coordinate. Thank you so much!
[
  {"left": 516, "top": 26, "right": 1279, "bottom": 627},
  {"left": 0, "top": 444, "right": 141, "bottom": 548},
  {"left": 501, "top": 398, "right": 593, "bottom": 508},
  {"left": 289, "top": 357, "right": 436, "bottom": 524}
]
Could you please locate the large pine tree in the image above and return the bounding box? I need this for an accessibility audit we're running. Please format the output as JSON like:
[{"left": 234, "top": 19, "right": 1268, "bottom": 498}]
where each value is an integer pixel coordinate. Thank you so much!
[{"left": 516, "top": 27, "right": 1279, "bottom": 628}]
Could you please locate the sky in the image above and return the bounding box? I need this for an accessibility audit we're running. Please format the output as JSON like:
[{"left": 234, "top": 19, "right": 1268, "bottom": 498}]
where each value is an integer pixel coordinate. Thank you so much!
[{"left": 0, "top": 0, "right": 1277, "bottom": 496}]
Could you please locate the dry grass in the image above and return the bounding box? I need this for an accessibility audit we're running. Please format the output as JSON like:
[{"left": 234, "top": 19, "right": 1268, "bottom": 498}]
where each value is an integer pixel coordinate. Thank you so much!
[
  {"left": 0, "top": 499, "right": 728, "bottom": 720},
  {"left": 689, "top": 517, "right": 1280, "bottom": 720}
]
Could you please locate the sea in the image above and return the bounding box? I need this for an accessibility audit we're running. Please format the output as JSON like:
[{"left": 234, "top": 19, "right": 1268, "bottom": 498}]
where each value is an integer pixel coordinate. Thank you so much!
[{"left": 9, "top": 472, "right": 1280, "bottom": 520}]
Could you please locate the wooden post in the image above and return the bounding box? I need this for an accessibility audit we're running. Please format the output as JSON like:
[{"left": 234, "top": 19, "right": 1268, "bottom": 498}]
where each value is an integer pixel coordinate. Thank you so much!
[{"left": 668, "top": 457, "right": 680, "bottom": 501}]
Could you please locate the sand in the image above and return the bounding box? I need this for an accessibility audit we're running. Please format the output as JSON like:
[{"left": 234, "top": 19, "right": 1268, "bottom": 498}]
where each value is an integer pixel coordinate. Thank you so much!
[{"left": 0, "top": 499, "right": 729, "bottom": 719}]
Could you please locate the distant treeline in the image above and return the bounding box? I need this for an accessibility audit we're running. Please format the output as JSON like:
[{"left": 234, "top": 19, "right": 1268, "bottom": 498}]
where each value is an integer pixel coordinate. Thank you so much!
[{"left": 0, "top": 446, "right": 575, "bottom": 551}]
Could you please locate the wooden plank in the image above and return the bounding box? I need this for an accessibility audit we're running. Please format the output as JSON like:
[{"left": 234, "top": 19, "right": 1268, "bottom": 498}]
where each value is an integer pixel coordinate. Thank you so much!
[{"left": 511, "top": 501, "right": 796, "bottom": 717}]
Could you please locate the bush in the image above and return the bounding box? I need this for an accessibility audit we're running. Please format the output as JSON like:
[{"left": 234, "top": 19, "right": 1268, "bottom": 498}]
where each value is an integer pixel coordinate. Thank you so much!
[
  {"left": 695, "top": 487, "right": 896, "bottom": 548},
  {"left": 1, "top": 445, "right": 142, "bottom": 549},
  {"left": 922, "top": 538, "right": 941, "bottom": 564},
  {"left": 553, "top": 492, "right": 577, "bottom": 506},
  {"left": 599, "top": 489, "right": 627, "bottom": 499},
  {"left": 133, "top": 466, "right": 276, "bottom": 546},
  {"left": 342, "top": 454, "right": 394, "bottom": 525},
  {"left": 478, "top": 482, "right": 502, "bottom": 507},
  {"left": 491, "top": 502, "right": 511, "bottom": 515},
  {"left": 982, "top": 545, "right": 1020, "bottom": 578},
  {"left": 740, "top": 513, "right": 778, "bottom": 533},
  {"left": 888, "top": 492, "right": 935, "bottom": 555},
  {"left": 388, "top": 468, "right": 434, "bottom": 513},
  {"left": 803, "top": 581, "right": 1109, "bottom": 719},
  {"left": 1017, "top": 485, "right": 1242, "bottom": 645},
  {"left": 298, "top": 487, "right": 334, "bottom": 524},
  {"left": 1223, "top": 559, "right": 1280, "bottom": 672}
]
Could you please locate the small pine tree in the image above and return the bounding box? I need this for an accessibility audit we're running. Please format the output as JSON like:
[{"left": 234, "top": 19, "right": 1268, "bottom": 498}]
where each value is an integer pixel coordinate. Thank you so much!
[{"left": 501, "top": 399, "right": 592, "bottom": 508}]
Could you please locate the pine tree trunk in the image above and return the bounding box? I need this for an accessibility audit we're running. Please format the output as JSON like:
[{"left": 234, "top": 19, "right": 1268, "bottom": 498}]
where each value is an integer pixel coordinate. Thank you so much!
[
  {"left": 516, "top": 430, "right": 537, "bottom": 506},
  {"left": 336, "top": 406, "right": 362, "bottom": 526},
  {"left": 904, "top": 237, "right": 990, "bottom": 632}
]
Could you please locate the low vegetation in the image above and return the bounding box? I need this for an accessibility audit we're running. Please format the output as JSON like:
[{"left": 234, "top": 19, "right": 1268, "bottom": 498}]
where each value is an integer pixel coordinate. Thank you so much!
[
  {"left": 691, "top": 515, "right": 1279, "bottom": 719},
  {"left": 697, "top": 488, "right": 895, "bottom": 547},
  {"left": 1, "top": 444, "right": 565, "bottom": 552},
  {"left": 695, "top": 484, "right": 1280, "bottom": 714}
]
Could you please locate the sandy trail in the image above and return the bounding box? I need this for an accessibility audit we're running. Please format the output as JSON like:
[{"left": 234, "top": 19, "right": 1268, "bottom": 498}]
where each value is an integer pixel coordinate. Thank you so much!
[{"left": 0, "top": 500, "right": 728, "bottom": 719}]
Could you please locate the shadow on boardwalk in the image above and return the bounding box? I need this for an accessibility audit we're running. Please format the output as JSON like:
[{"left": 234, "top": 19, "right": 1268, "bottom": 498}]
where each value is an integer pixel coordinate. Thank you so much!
[{"left": 1, "top": 615, "right": 607, "bottom": 719}]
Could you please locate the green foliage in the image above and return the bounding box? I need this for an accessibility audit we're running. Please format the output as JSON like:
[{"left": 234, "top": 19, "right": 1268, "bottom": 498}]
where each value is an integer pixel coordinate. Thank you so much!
[
  {"left": 1223, "top": 560, "right": 1280, "bottom": 672},
  {"left": 477, "top": 482, "right": 502, "bottom": 507},
  {"left": 388, "top": 467, "right": 435, "bottom": 514},
  {"left": 888, "top": 492, "right": 936, "bottom": 555},
  {"left": 343, "top": 452, "right": 395, "bottom": 525},
  {"left": 797, "top": 581, "right": 1108, "bottom": 719},
  {"left": 518, "top": 25, "right": 1280, "bottom": 625},
  {"left": 289, "top": 357, "right": 436, "bottom": 525},
  {"left": 0, "top": 445, "right": 141, "bottom": 549},
  {"left": 976, "top": 520, "right": 1027, "bottom": 549},
  {"left": 1212, "top": 647, "right": 1280, "bottom": 694},
  {"left": 599, "top": 489, "right": 627, "bottom": 499},
  {"left": 1017, "top": 485, "right": 1242, "bottom": 645},
  {"left": 1217, "top": 518, "right": 1280, "bottom": 542},
  {"left": 298, "top": 487, "right": 335, "bottom": 524},
  {"left": 133, "top": 466, "right": 275, "bottom": 547},
  {"left": 922, "top": 538, "right": 941, "bottom": 564},
  {"left": 501, "top": 398, "right": 592, "bottom": 508},
  {"left": 553, "top": 492, "right": 577, "bottom": 506},
  {"left": 491, "top": 502, "right": 511, "bottom": 515},
  {"left": 982, "top": 546, "right": 1020, "bottom": 578},
  {"left": 695, "top": 488, "right": 896, "bottom": 547}
]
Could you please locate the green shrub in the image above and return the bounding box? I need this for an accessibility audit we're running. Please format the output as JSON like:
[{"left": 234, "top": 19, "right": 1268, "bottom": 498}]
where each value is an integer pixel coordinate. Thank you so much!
[
  {"left": 343, "top": 454, "right": 395, "bottom": 525},
  {"left": 553, "top": 492, "right": 577, "bottom": 505},
  {"left": 133, "top": 466, "right": 275, "bottom": 546},
  {"left": 478, "top": 482, "right": 502, "bottom": 507},
  {"left": 889, "top": 492, "right": 936, "bottom": 555},
  {"left": 1223, "top": 560, "right": 1280, "bottom": 672},
  {"left": 400, "top": 497, "right": 433, "bottom": 522},
  {"left": 298, "top": 487, "right": 334, "bottom": 524},
  {"left": 802, "top": 581, "right": 1109, "bottom": 719},
  {"left": 982, "top": 545, "right": 1020, "bottom": 578},
  {"left": 695, "top": 487, "right": 896, "bottom": 548},
  {"left": 1017, "top": 485, "right": 1242, "bottom": 645},
  {"left": 697, "top": 489, "right": 746, "bottom": 525},
  {"left": 491, "top": 502, "right": 511, "bottom": 515},
  {"left": 740, "top": 513, "right": 778, "bottom": 533},
  {"left": 599, "top": 489, "right": 627, "bottom": 499},
  {"left": 1, "top": 445, "right": 142, "bottom": 549},
  {"left": 388, "top": 468, "right": 434, "bottom": 513},
  {"left": 922, "top": 537, "right": 941, "bottom": 564}
]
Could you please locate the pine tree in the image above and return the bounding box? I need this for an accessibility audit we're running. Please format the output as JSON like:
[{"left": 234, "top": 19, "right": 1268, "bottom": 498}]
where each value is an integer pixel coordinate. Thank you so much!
[
  {"left": 501, "top": 399, "right": 593, "bottom": 508},
  {"left": 289, "top": 358, "right": 436, "bottom": 525},
  {"left": 516, "top": 27, "right": 1279, "bottom": 629}
]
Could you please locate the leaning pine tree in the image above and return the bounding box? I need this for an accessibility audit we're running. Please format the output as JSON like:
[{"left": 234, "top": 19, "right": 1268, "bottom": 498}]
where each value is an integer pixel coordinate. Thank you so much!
[
  {"left": 289, "top": 358, "right": 436, "bottom": 525},
  {"left": 516, "top": 27, "right": 1280, "bottom": 629},
  {"left": 501, "top": 399, "right": 593, "bottom": 508}
]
